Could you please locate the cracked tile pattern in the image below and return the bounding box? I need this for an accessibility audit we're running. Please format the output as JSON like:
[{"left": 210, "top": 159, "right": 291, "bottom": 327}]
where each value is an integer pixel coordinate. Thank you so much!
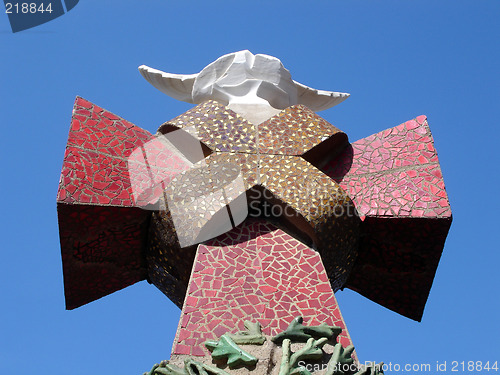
[
  {"left": 58, "top": 204, "right": 150, "bottom": 309},
  {"left": 257, "top": 105, "right": 344, "bottom": 156},
  {"left": 201, "top": 152, "right": 360, "bottom": 292},
  {"left": 58, "top": 97, "right": 152, "bottom": 207},
  {"left": 57, "top": 97, "right": 154, "bottom": 309},
  {"left": 58, "top": 98, "right": 452, "bottom": 324},
  {"left": 166, "top": 101, "right": 344, "bottom": 156},
  {"left": 347, "top": 217, "right": 451, "bottom": 321},
  {"left": 127, "top": 135, "right": 193, "bottom": 207},
  {"left": 172, "top": 219, "right": 354, "bottom": 357},
  {"left": 58, "top": 99, "right": 358, "bottom": 309},
  {"left": 152, "top": 101, "right": 360, "bottom": 299},
  {"left": 322, "top": 115, "right": 452, "bottom": 320},
  {"left": 146, "top": 208, "right": 194, "bottom": 309},
  {"left": 323, "top": 116, "right": 451, "bottom": 219}
]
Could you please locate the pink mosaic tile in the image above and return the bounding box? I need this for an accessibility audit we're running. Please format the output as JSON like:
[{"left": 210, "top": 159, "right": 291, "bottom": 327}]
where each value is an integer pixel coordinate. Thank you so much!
[
  {"left": 323, "top": 116, "right": 451, "bottom": 219},
  {"left": 322, "top": 116, "right": 452, "bottom": 320},
  {"left": 57, "top": 98, "right": 160, "bottom": 309},
  {"left": 172, "top": 219, "right": 354, "bottom": 357},
  {"left": 58, "top": 98, "right": 452, "bottom": 325}
]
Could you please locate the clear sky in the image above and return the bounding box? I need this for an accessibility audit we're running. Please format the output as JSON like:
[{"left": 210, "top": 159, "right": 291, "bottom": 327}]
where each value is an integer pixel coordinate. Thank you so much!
[{"left": 1, "top": 1, "right": 499, "bottom": 374}]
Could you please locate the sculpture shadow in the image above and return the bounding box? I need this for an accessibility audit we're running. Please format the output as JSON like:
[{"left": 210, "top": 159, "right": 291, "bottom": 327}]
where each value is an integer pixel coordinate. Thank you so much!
[{"left": 319, "top": 143, "right": 354, "bottom": 185}]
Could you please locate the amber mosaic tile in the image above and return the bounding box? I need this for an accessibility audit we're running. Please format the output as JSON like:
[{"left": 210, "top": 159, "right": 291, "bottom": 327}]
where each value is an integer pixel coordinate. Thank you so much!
[
  {"left": 205, "top": 152, "right": 260, "bottom": 189},
  {"left": 257, "top": 105, "right": 344, "bottom": 156},
  {"left": 166, "top": 101, "right": 258, "bottom": 154},
  {"left": 164, "top": 100, "right": 347, "bottom": 160},
  {"left": 150, "top": 100, "right": 360, "bottom": 303},
  {"left": 147, "top": 209, "right": 194, "bottom": 308}
]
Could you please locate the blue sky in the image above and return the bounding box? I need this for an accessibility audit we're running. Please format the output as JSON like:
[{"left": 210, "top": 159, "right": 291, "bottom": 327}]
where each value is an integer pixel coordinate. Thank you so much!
[{"left": 1, "top": 1, "right": 499, "bottom": 374}]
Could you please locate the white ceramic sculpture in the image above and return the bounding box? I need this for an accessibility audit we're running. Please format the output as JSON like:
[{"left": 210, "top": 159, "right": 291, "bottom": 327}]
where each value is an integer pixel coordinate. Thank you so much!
[{"left": 139, "top": 50, "right": 349, "bottom": 124}]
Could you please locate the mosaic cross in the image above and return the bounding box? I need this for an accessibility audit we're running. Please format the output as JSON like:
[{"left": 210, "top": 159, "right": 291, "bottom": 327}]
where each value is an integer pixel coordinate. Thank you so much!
[{"left": 57, "top": 52, "right": 452, "bottom": 374}]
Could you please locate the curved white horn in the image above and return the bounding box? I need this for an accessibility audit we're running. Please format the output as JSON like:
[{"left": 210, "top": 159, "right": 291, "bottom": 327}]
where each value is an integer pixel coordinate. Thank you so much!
[
  {"left": 294, "top": 80, "right": 350, "bottom": 112},
  {"left": 139, "top": 65, "right": 197, "bottom": 103}
]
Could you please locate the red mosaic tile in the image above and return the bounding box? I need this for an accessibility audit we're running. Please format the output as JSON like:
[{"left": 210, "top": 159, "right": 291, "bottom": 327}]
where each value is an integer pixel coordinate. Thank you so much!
[
  {"left": 59, "top": 97, "right": 451, "bottom": 337},
  {"left": 58, "top": 203, "right": 149, "bottom": 309},
  {"left": 322, "top": 116, "right": 452, "bottom": 320},
  {"left": 345, "top": 217, "right": 451, "bottom": 321},
  {"left": 58, "top": 97, "right": 155, "bottom": 309}
]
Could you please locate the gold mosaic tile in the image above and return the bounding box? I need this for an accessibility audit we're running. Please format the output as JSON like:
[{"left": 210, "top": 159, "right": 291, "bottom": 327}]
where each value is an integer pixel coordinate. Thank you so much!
[
  {"left": 164, "top": 101, "right": 257, "bottom": 154},
  {"left": 149, "top": 100, "right": 360, "bottom": 294},
  {"left": 257, "top": 105, "right": 344, "bottom": 156}
]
